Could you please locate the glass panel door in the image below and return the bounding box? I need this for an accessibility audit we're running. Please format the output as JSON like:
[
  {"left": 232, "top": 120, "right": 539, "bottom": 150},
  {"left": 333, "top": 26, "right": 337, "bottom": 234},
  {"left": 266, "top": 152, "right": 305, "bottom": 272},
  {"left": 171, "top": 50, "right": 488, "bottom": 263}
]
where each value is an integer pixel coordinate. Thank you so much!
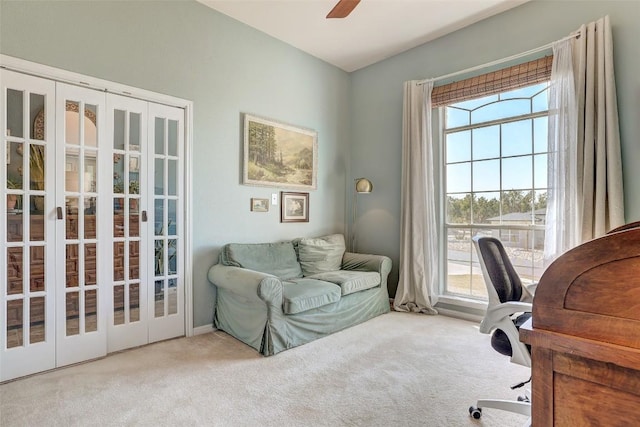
[
  {"left": 1, "top": 70, "right": 56, "bottom": 382},
  {"left": 148, "top": 103, "right": 184, "bottom": 343},
  {"left": 107, "top": 94, "right": 148, "bottom": 352},
  {"left": 1, "top": 66, "right": 189, "bottom": 382},
  {"left": 55, "top": 83, "right": 107, "bottom": 367}
]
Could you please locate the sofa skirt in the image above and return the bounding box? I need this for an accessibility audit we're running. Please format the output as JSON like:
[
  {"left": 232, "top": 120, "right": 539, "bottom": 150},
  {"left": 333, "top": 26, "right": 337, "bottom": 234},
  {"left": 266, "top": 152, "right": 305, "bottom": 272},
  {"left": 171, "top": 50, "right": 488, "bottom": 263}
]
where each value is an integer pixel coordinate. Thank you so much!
[{"left": 214, "top": 285, "right": 390, "bottom": 356}]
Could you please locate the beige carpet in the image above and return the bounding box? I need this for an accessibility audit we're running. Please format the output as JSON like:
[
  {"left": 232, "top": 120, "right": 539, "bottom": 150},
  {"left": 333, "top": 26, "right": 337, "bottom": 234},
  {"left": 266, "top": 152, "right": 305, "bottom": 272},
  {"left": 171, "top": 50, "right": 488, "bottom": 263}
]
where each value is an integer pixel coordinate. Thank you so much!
[{"left": 1, "top": 312, "right": 529, "bottom": 426}]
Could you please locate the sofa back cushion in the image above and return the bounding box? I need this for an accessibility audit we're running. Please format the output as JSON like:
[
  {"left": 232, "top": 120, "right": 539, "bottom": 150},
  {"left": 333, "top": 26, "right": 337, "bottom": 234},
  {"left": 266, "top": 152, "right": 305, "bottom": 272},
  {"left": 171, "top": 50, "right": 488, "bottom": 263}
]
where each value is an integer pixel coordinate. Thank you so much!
[
  {"left": 296, "top": 234, "right": 346, "bottom": 276},
  {"left": 220, "top": 242, "right": 303, "bottom": 279}
]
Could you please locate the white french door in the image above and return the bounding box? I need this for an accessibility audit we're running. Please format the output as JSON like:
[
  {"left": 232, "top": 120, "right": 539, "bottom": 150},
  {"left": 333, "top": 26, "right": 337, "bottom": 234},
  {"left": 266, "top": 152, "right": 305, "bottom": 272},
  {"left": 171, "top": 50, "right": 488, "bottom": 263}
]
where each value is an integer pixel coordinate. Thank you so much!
[
  {"left": 1, "top": 70, "right": 57, "bottom": 380},
  {"left": 107, "top": 98, "right": 186, "bottom": 350},
  {"left": 148, "top": 103, "right": 185, "bottom": 343},
  {"left": 54, "top": 83, "right": 109, "bottom": 366},
  {"left": 1, "top": 66, "right": 187, "bottom": 382},
  {"left": 107, "top": 94, "right": 149, "bottom": 352}
]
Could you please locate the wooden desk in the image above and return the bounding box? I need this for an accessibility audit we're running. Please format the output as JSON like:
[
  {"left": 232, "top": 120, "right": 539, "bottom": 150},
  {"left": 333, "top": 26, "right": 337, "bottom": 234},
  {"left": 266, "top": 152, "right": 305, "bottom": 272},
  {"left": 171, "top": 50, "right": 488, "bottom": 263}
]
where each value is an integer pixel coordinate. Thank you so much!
[{"left": 520, "top": 222, "right": 640, "bottom": 426}]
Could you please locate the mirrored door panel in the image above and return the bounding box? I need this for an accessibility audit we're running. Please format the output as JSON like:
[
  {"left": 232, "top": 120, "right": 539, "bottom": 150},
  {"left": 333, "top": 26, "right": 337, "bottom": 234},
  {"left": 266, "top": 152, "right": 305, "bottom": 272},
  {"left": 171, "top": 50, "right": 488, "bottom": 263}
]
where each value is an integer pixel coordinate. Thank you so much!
[{"left": 1, "top": 70, "right": 56, "bottom": 382}]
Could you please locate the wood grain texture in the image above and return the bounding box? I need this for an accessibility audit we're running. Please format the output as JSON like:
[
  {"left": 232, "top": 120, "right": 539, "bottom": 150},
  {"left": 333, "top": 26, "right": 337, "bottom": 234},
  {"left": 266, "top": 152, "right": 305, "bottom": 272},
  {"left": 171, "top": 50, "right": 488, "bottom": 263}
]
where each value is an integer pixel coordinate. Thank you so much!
[
  {"left": 533, "top": 222, "right": 640, "bottom": 318},
  {"left": 553, "top": 352, "right": 640, "bottom": 397},
  {"left": 520, "top": 222, "right": 640, "bottom": 425},
  {"left": 326, "top": 0, "right": 361, "bottom": 18},
  {"left": 566, "top": 258, "right": 640, "bottom": 320},
  {"left": 522, "top": 320, "right": 640, "bottom": 371},
  {"left": 554, "top": 374, "right": 639, "bottom": 426},
  {"left": 530, "top": 346, "right": 554, "bottom": 427}
]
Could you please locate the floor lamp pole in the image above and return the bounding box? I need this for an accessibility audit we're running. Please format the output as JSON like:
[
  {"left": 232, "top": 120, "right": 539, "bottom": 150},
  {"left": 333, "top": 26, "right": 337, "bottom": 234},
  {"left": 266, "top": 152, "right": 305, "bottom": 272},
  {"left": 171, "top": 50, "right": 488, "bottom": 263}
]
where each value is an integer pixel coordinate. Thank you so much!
[
  {"left": 351, "top": 178, "right": 373, "bottom": 253},
  {"left": 351, "top": 187, "right": 358, "bottom": 252}
]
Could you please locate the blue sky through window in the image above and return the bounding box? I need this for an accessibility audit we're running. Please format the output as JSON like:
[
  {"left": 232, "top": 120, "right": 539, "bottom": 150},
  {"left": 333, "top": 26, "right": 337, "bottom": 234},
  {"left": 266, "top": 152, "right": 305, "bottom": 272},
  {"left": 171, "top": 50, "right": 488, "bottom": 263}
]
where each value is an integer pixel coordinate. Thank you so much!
[
  {"left": 443, "top": 82, "right": 550, "bottom": 298},
  {"left": 445, "top": 82, "right": 549, "bottom": 208}
]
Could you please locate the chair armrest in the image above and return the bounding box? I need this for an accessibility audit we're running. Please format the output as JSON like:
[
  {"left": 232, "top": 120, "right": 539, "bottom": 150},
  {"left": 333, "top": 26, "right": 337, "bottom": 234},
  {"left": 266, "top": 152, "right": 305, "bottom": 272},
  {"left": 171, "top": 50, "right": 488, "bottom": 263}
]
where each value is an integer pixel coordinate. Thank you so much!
[
  {"left": 479, "top": 301, "right": 532, "bottom": 334},
  {"left": 207, "top": 264, "right": 283, "bottom": 305},
  {"left": 341, "top": 252, "right": 392, "bottom": 288},
  {"left": 480, "top": 300, "right": 533, "bottom": 367},
  {"left": 525, "top": 282, "right": 537, "bottom": 297}
]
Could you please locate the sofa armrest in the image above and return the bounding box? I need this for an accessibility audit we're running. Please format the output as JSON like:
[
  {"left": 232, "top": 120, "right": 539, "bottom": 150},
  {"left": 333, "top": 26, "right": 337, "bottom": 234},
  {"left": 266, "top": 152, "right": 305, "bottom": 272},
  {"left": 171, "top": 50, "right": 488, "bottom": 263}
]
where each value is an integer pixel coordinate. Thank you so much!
[
  {"left": 207, "top": 264, "right": 283, "bottom": 305},
  {"left": 341, "top": 252, "right": 392, "bottom": 289}
]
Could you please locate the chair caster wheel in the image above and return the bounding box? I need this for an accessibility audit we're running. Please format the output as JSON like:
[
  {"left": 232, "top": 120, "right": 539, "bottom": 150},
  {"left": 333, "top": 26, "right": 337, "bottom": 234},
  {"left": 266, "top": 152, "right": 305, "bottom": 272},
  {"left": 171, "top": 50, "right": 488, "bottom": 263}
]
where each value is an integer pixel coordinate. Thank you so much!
[{"left": 469, "top": 406, "right": 482, "bottom": 419}]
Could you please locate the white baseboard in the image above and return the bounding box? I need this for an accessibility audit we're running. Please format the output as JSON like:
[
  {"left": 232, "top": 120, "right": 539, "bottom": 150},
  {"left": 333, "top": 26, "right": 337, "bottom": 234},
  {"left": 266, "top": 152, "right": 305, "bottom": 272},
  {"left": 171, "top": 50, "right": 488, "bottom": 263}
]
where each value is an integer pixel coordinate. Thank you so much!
[
  {"left": 436, "top": 308, "right": 483, "bottom": 323},
  {"left": 193, "top": 324, "right": 216, "bottom": 335}
]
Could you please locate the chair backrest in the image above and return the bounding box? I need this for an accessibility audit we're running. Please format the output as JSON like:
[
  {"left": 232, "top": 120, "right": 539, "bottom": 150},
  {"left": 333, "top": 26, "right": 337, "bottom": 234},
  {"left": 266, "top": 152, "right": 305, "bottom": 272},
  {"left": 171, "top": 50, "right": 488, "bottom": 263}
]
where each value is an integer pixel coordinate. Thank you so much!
[{"left": 472, "top": 236, "right": 523, "bottom": 304}]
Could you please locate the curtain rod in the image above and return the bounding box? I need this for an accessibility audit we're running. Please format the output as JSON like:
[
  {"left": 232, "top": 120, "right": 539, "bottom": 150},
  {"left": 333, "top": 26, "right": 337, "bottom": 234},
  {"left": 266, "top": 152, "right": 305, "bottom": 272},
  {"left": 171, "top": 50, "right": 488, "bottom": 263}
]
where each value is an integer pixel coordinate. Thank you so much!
[{"left": 417, "top": 33, "right": 579, "bottom": 86}]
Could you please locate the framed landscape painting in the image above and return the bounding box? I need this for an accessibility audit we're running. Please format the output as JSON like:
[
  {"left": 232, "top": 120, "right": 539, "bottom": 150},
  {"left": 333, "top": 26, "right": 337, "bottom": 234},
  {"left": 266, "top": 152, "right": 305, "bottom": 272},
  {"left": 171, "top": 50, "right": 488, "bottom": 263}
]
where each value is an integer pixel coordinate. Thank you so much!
[{"left": 243, "top": 114, "right": 318, "bottom": 190}]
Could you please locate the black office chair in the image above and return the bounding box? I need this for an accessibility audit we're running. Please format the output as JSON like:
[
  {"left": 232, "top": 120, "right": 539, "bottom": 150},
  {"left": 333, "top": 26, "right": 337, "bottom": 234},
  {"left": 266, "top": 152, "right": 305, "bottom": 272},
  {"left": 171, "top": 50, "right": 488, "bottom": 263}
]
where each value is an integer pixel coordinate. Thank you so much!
[{"left": 468, "top": 236, "right": 534, "bottom": 422}]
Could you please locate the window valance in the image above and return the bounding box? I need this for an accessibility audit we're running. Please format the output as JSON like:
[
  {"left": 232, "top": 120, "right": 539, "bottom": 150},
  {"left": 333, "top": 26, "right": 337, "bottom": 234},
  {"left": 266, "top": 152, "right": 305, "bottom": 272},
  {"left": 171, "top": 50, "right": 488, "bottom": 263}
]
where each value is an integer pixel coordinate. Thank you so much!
[{"left": 431, "top": 55, "right": 553, "bottom": 107}]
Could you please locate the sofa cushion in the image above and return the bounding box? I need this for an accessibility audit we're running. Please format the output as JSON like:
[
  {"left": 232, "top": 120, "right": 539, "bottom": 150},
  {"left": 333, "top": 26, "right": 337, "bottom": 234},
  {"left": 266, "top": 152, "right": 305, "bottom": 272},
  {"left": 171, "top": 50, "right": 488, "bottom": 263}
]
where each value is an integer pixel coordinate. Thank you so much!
[
  {"left": 220, "top": 242, "right": 303, "bottom": 279},
  {"left": 307, "top": 271, "right": 380, "bottom": 296},
  {"left": 282, "top": 278, "right": 341, "bottom": 314},
  {"left": 297, "top": 234, "right": 346, "bottom": 276}
]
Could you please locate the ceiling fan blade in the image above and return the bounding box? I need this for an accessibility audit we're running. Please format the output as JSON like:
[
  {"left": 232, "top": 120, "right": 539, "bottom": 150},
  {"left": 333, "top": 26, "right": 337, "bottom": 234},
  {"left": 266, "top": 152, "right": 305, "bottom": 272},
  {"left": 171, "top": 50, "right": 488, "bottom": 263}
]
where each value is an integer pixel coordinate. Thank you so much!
[{"left": 326, "top": 0, "right": 361, "bottom": 19}]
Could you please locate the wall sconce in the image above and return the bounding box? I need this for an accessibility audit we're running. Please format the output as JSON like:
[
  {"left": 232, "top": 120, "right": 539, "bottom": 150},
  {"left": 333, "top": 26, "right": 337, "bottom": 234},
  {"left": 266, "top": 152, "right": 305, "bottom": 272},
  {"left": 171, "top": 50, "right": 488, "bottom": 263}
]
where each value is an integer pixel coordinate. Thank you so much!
[
  {"left": 351, "top": 177, "right": 373, "bottom": 251},
  {"left": 355, "top": 177, "right": 373, "bottom": 194}
]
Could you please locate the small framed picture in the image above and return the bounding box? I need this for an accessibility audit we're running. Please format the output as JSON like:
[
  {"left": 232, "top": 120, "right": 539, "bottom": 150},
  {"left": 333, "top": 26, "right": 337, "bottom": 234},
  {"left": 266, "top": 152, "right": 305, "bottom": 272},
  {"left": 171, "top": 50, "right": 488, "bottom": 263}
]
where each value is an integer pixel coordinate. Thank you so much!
[
  {"left": 250, "top": 198, "right": 269, "bottom": 212},
  {"left": 281, "top": 192, "right": 309, "bottom": 223}
]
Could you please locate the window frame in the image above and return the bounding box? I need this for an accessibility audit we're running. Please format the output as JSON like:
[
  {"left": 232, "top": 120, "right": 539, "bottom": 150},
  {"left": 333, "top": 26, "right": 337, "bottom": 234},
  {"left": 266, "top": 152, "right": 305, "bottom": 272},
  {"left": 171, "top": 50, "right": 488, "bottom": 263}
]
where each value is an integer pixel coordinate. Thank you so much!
[{"left": 438, "top": 82, "right": 550, "bottom": 301}]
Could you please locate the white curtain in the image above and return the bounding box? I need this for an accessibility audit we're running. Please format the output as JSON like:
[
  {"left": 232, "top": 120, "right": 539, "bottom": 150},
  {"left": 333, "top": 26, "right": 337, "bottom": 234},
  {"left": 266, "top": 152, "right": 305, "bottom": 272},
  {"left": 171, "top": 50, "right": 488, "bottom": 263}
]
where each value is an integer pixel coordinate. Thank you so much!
[
  {"left": 574, "top": 16, "right": 625, "bottom": 241},
  {"left": 545, "top": 16, "right": 625, "bottom": 264},
  {"left": 394, "top": 81, "right": 438, "bottom": 315},
  {"left": 544, "top": 39, "right": 580, "bottom": 265}
]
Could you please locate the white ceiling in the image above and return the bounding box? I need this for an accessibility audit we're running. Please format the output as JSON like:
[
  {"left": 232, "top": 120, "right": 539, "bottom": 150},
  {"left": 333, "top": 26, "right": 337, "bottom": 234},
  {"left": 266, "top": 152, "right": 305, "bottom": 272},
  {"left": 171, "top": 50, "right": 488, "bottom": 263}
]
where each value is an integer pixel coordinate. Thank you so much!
[{"left": 197, "top": 0, "right": 529, "bottom": 72}]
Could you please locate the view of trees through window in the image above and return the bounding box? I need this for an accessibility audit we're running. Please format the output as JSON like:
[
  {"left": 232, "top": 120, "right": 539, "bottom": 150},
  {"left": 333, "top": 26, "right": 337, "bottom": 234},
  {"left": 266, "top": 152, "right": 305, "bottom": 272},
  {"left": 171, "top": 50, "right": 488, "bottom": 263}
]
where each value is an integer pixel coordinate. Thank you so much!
[
  {"left": 447, "top": 190, "right": 547, "bottom": 225},
  {"left": 443, "top": 82, "right": 549, "bottom": 299}
]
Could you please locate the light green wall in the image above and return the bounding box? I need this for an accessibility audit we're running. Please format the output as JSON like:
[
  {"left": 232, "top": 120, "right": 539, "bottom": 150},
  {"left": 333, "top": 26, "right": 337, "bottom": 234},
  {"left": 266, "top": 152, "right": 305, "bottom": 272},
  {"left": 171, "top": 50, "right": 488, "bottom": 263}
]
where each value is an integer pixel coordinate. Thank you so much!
[
  {"left": 2, "top": 0, "right": 638, "bottom": 322},
  {"left": 0, "top": 0, "right": 351, "bottom": 328},
  {"left": 350, "top": 0, "right": 640, "bottom": 296}
]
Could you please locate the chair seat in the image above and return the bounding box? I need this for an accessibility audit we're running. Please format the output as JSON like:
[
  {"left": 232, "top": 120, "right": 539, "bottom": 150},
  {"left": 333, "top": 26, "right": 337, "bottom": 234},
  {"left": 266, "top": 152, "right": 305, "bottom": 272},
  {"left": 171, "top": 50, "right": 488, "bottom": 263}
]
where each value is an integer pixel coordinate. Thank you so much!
[{"left": 490, "top": 312, "right": 532, "bottom": 356}]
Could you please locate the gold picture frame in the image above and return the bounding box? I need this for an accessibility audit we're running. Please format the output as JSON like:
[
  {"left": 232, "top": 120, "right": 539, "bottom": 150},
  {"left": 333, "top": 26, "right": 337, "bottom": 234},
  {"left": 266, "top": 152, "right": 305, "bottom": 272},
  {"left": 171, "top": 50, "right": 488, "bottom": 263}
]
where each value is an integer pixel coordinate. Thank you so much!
[
  {"left": 243, "top": 114, "right": 318, "bottom": 190},
  {"left": 250, "top": 198, "right": 269, "bottom": 212}
]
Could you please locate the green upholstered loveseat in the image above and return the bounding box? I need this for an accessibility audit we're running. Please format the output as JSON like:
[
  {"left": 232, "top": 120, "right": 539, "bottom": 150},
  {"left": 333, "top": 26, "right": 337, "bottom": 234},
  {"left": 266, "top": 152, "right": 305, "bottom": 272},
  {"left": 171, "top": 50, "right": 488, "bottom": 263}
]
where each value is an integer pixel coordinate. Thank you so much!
[{"left": 207, "top": 234, "right": 391, "bottom": 355}]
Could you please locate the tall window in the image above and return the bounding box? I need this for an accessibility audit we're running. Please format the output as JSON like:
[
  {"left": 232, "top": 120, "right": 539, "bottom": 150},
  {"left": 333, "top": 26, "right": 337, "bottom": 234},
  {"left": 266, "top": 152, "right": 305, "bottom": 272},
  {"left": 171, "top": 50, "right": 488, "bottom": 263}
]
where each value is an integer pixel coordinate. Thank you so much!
[{"left": 442, "top": 82, "right": 549, "bottom": 299}]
